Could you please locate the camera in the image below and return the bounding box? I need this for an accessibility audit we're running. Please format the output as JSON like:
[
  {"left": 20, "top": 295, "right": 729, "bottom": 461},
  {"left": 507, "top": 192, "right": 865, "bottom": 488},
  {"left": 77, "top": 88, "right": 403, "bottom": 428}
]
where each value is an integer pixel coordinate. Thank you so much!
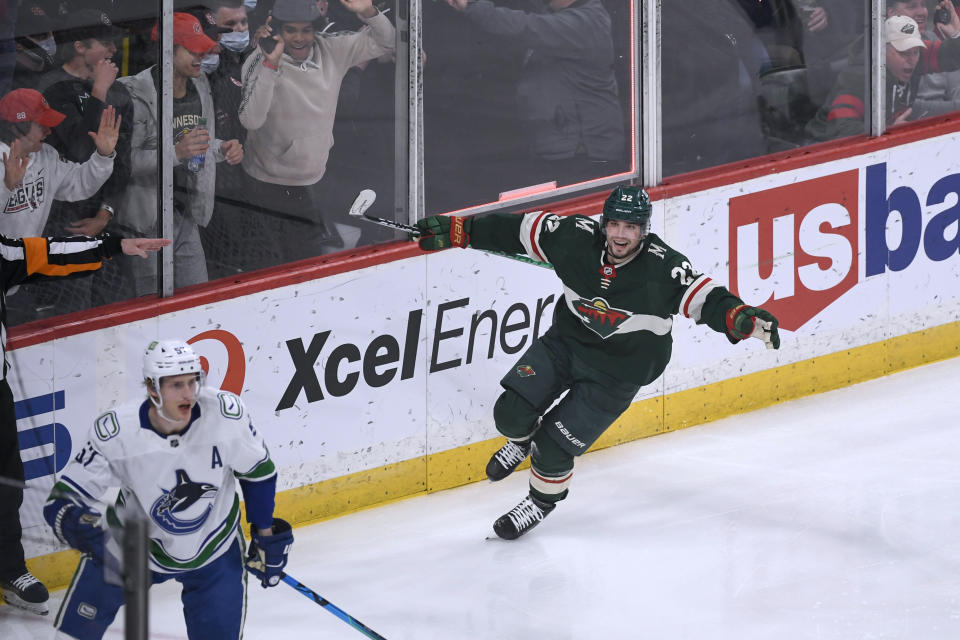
[{"left": 935, "top": 5, "right": 951, "bottom": 24}]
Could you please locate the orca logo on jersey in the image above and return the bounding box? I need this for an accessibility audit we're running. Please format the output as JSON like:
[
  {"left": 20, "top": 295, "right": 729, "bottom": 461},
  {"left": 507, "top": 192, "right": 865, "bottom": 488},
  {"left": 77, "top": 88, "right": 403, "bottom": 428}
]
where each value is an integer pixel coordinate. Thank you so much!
[
  {"left": 150, "top": 469, "right": 217, "bottom": 535},
  {"left": 572, "top": 297, "right": 629, "bottom": 339}
]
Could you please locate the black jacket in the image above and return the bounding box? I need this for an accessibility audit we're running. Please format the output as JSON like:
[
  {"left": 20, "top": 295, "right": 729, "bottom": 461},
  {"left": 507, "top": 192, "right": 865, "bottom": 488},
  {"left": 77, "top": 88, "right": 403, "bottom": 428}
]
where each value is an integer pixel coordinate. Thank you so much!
[{"left": 463, "top": 0, "right": 624, "bottom": 162}]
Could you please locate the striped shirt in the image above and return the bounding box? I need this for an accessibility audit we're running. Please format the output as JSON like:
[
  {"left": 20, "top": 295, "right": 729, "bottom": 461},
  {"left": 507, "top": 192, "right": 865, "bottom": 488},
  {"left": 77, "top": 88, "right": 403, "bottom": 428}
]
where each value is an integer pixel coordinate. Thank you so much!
[{"left": 0, "top": 233, "right": 122, "bottom": 378}]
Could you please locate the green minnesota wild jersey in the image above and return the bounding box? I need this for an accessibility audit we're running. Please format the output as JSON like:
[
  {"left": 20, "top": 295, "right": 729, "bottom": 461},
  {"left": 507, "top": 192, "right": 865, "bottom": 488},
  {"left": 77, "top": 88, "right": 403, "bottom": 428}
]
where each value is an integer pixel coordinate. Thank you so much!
[{"left": 470, "top": 211, "right": 745, "bottom": 385}]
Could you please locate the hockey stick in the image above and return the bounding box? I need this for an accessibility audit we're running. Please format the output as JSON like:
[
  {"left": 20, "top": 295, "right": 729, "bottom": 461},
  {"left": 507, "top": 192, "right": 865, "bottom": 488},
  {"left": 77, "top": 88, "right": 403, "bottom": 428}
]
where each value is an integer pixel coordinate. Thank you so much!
[
  {"left": 0, "top": 474, "right": 110, "bottom": 508},
  {"left": 347, "top": 190, "right": 554, "bottom": 270},
  {"left": 347, "top": 189, "right": 418, "bottom": 235},
  {"left": 281, "top": 573, "right": 388, "bottom": 640}
]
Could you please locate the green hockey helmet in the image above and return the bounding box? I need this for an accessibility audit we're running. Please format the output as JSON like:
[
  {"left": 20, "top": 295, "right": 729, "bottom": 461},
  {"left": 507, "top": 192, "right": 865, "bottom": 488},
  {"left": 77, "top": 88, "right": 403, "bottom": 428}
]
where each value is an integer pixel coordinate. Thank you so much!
[{"left": 601, "top": 186, "right": 652, "bottom": 231}]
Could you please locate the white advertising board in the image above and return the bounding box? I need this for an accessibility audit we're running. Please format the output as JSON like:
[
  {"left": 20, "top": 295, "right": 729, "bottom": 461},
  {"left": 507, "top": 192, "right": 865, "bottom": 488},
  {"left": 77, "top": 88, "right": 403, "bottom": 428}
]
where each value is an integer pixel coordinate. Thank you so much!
[
  {"left": 13, "top": 131, "right": 960, "bottom": 562},
  {"left": 13, "top": 251, "right": 562, "bottom": 558}
]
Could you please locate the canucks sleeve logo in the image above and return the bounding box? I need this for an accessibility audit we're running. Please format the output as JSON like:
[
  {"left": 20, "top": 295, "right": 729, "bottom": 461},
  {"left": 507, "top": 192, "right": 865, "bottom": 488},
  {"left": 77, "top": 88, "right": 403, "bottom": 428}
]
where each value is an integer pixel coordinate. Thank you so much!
[{"left": 149, "top": 469, "right": 218, "bottom": 535}]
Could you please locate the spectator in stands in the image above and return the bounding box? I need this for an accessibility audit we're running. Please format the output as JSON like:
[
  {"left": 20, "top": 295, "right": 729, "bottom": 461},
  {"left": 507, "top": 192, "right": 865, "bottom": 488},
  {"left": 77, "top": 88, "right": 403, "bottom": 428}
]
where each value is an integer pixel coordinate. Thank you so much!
[
  {"left": 890, "top": 0, "right": 960, "bottom": 117},
  {"left": 176, "top": 2, "right": 233, "bottom": 73},
  {"left": 795, "top": 0, "right": 865, "bottom": 107},
  {"left": 116, "top": 12, "right": 244, "bottom": 296},
  {"left": 320, "top": 0, "right": 394, "bottom": 248},
  {"left": 11, "top": 2, "right": 57, "bottom": 91},
  {"left": 442, "top": 0, "right": 624, "bottom": 189},
  {"left": 661, "top": 1, "right": 768, "bottom": 175},
  {"left": 200, "top": 0, "right": 281, "bottom": 277},
  {"left": 805, "top": 12, "right": 960, "bottom": 141},
  {"left": 239, "top": 0, "right": 395, "bottom": 262},
  {"left": 0, "top": 89, "right": 118, "bottom": 243},
  {"left": 207, "top": 0, "right": 251, "bottom": 146},
  {"left": 11, "top": 8, "right": 133, "bottom": 317},
  {"left": 37, "top": 9, "right": 129, "bottom": 239}
]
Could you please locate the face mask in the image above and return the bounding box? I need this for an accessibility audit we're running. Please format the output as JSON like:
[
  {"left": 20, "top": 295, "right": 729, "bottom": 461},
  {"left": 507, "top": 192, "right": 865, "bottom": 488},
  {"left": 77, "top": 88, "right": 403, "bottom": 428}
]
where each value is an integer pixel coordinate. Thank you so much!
[
  {"left": 201, "top": 53, "right": 219, "bottom": 73},
  {"left": 219, "top": 30, "right": 250, "bottom": 53},
  {"left": 36, "top": 36, "right": 57, "bottom": 57},
  {"left": 243, "top": 0, "right": 257, "bottom": 9}
]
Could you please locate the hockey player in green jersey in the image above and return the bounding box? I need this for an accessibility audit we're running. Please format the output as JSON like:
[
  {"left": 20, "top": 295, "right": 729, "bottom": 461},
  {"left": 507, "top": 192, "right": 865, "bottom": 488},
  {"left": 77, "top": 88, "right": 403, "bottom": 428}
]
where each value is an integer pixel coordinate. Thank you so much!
[{"left": 415, "top": 185, "right": 780, "bottom": 540}]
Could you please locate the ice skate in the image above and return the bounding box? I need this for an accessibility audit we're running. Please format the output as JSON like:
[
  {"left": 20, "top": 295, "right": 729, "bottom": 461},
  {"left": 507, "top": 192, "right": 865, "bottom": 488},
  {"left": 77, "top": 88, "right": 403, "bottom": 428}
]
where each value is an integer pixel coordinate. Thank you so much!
[
  {"left": 486, "top": 439, "right": 532, "bottom": 481},
  {"left": 0, "top": 571, "right": 49, "bottom": 615},
  {"left": 493, "top": 494, "right": 556, "bottom": 540}
]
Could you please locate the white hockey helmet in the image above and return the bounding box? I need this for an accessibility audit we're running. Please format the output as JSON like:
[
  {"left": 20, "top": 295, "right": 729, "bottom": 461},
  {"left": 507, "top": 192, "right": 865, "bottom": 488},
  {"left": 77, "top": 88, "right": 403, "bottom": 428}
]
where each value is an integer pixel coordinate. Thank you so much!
[{"left": 143, "top": 339, "right": 203, "bottom": 395}]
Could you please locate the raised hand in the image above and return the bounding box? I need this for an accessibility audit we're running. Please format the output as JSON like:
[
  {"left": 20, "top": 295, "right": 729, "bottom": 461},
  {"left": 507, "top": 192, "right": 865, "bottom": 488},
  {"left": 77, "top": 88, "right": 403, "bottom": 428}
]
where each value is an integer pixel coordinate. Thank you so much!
[
  {"left": 340, "top": 0, "right": 378, "bottom": 19},
  {"left": 806, "top": 6, "right": 828, "bottom": 32},
  {"left": 939, "top": 0, "right": 960, "bottom": 38},
  {"left": 253, "top": 15, "right": 274, "bottom": 49},
  {"left": 91, "top": 58, "right": 119, "bottom": 101},
  {"left": 263, "top": 36, "right": 284, "bottom": 65},
  {"left": 3, "top": 138, "right": 29, "bottom": 190},
  {"left": 88, "top": 105, "right": 121, "bottom": 157},
  {"left": 256, "top": 16, "right": 285, "bottom": 65}
]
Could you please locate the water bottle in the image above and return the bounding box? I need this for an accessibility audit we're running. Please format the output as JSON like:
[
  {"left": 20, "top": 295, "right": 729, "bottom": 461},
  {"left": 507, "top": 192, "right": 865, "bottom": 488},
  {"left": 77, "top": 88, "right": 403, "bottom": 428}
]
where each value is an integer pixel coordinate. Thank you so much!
[{"left": 186, "top": 117, "right": 207, "bottom": 173}]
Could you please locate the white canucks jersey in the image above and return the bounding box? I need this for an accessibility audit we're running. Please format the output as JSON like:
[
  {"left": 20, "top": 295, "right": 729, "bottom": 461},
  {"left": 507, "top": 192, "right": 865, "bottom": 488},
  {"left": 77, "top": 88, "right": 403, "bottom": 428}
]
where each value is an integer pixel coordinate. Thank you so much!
[{"left": 54, "top": 387, "right": 275, "bottom": 574}]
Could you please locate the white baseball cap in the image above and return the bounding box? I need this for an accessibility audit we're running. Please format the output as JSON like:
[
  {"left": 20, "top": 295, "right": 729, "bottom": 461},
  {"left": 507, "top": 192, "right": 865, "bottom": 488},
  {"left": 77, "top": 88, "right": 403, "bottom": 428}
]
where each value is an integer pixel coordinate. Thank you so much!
[{"left": 886, "top": 15, "right": 927, "bottom": 52}]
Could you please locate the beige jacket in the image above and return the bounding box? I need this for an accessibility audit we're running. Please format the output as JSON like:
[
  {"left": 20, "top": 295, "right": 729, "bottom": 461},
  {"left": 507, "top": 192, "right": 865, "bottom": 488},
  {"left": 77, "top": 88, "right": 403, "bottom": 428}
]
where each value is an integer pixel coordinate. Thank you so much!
[{"left": 239, "top": 13, "right": 395, "bottom": 186}]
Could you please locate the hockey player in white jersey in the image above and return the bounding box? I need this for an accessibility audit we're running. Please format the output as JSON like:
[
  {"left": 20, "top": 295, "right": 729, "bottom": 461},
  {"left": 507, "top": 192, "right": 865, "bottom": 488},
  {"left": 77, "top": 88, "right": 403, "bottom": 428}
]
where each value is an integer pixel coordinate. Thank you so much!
[{"left": 43, "top": 339, "right": 293, "bottom": 639}]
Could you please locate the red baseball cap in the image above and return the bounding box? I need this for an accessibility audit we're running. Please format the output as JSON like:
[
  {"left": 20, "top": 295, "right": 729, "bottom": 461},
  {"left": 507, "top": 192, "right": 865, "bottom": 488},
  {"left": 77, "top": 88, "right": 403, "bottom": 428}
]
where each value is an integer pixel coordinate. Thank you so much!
[
  {"left": 151, "top": 12, "right": 217, "bottom": 54},
  {"left": 0, "top": 89, "right": 66, "bottom": 128}
]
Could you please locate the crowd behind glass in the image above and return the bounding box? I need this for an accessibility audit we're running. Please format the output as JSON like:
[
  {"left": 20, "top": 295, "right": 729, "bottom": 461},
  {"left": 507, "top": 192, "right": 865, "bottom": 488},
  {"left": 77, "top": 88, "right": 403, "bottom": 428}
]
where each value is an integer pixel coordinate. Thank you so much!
[{"left": 0, "top": 0, "right": 954, "bottom": 325}]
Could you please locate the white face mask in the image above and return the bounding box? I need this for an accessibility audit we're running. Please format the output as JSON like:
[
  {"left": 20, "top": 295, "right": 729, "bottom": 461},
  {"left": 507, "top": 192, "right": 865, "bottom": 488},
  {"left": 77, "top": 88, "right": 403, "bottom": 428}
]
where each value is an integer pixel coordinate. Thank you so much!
[
  {"left": 219, "top": 30, "right": 250, "bottom": 53},
  {"left": 201, "top": 53, "right": 220, "bottom": 73},
  {"left": 36, "top": 36, "right": 57, "bottom": 57}
]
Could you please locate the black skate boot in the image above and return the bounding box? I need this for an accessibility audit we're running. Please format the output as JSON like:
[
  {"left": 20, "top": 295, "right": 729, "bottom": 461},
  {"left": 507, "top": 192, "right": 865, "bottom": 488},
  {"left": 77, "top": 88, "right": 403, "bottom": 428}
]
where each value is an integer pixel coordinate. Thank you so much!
[
  {"left": 0, "top": 570, "right": 49, "bottom": 615},
  {"left": 493, "top": 494, "right": 556, "bottom": 540},
  {"left": 486, "top": 439, "right": 532, "bottom": 481}
]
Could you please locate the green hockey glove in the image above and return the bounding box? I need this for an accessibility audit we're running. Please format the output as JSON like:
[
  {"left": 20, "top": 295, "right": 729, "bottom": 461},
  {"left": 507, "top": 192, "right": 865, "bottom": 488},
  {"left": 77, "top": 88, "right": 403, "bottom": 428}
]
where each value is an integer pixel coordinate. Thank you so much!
[
  {"left": 414, "top": 215, "right": 472, "bottom": 251},
  {"left": 726, "top": 305, "right": 780, "bottom": 349}
]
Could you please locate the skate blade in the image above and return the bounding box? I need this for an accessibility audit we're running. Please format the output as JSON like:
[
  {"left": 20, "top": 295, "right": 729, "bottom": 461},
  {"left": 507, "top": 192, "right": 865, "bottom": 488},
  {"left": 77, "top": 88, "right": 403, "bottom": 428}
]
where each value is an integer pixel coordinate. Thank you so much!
[{"left": 1, "top": 593, "right": 49, "bottom": 616}]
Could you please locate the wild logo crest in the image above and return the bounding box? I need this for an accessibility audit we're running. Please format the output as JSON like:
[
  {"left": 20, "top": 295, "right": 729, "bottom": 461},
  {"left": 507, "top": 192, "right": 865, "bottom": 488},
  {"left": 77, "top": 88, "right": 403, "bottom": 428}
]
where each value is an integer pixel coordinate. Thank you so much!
[{"left": 572, "top": 297, "right": 630, "bottom": 339}]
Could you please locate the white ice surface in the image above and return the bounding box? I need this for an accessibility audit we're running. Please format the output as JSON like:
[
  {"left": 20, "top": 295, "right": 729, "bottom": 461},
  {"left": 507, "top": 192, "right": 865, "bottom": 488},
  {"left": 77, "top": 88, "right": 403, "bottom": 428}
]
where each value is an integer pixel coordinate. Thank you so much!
[{"left": 3, "top": 356, "right": 960, "bottom": 639}]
